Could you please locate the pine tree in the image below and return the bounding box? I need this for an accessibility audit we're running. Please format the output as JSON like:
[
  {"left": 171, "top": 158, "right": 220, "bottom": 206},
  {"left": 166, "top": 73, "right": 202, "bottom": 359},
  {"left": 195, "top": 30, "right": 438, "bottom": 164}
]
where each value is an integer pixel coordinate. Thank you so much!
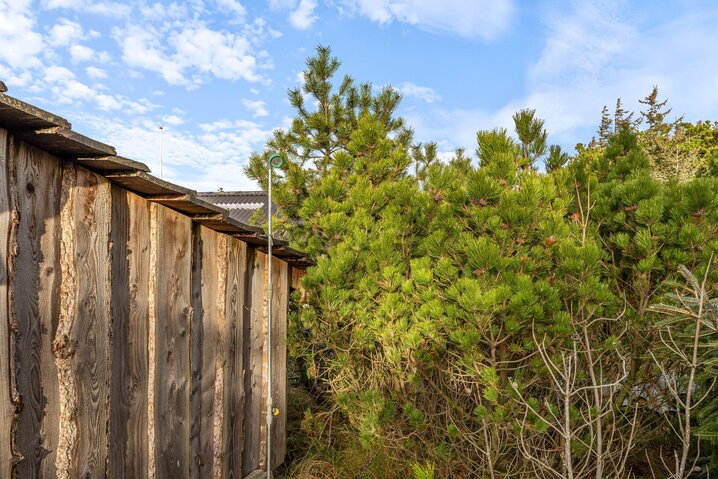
[
  {"left": 244, "top": 45, "right": 408, "bottom": 243},
  {"left": 545, "top": 144, "right": 569, "bottom": 171},
  {"left": 598, "top": 105, "right": 613, "bottom": 145},
  {"left": 639, "top": 85, "right": 672, "bottom": 134},
  {"left": 512, "top": 108, "right": 548, "bottom": 169},
  {"left": 614, "top": 98, "right": 639, "bottom": 133}
]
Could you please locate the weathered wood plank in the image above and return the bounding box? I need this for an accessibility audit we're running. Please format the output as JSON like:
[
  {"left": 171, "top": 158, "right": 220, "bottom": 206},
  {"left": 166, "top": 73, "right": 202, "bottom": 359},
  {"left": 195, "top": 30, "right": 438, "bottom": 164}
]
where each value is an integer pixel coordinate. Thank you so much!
[
  {"left": 242, "top": 249, "right": 265, "bottom": 476},
  {"left": 271, "top": 258, "right": 290, "bottom": 469},
  {"left": 0, "top": 127, "right": 20, "bottom": 477},
  {"left": 75, "top": 155, "right": 150, "bottom": 174},
  {"left": 153, "top": 205, "right": 192, "bottom": 478},
  {"left": 0, "top": 93, "right": 71, "bottom": 131},
  {"left": 109, "top": 187, "right": 150, "bottom": 478},
  {"left": 70, "top": 165, "right": 112, "bottom": 477},
  {"left": 259, "top": 253, "right": 269, "bottom": 470},
  {"left": 224, "top": 238, "right": 248, "bottom": 478},
  {"left": 212, "top": 235, "right": 228, "bottom": 479},
  {"left": 13, "top": 140, "right": 62, "bottom": 477},
  {"left": 190, "top": 225, "right": 220, "bottom": 478},
  {"left": 33, "top": 126, "right": 116, "bottom": 158}
]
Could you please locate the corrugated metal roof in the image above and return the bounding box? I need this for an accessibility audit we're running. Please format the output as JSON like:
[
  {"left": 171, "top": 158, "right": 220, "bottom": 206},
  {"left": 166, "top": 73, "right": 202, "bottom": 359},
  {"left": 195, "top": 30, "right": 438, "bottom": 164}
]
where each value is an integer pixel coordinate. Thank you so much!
[{"left": 197, "top": 191, "right": 278, "bottom": 226}]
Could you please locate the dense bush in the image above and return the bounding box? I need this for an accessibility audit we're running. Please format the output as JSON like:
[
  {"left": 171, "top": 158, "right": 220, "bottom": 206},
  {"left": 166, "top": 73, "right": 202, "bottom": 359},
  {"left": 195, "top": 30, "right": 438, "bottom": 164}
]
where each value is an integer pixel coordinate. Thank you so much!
[{"left": 246, "top": 47, "right": 718, "bottom": 478}]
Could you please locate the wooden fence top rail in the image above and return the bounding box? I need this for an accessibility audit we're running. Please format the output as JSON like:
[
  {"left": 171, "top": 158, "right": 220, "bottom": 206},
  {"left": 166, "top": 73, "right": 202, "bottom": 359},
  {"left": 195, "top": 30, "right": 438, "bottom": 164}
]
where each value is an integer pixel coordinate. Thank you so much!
[{"left": 0, "top": 91, "right": 310, "bottom": 268}]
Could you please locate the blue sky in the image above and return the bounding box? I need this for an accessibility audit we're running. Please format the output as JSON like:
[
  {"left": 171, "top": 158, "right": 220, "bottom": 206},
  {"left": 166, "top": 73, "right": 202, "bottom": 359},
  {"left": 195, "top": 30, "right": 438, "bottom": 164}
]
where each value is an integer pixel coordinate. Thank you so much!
[{"left": 2, "top": 0, "right": 718, "bottom": 191}]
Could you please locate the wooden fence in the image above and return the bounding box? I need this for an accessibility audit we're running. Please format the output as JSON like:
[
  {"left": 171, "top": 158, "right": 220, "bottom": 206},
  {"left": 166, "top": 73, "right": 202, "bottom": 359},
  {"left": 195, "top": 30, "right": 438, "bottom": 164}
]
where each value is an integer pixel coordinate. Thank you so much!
[{"left": 0, "top": 127, "right": 295, "bottom": 478}]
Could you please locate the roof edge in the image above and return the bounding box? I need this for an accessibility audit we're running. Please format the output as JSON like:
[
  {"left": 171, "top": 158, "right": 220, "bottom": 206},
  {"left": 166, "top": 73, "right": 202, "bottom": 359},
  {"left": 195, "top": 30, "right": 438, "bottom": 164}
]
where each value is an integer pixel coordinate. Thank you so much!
[{"left": 0, "top": 91, "right": 311, "bottom": 268}]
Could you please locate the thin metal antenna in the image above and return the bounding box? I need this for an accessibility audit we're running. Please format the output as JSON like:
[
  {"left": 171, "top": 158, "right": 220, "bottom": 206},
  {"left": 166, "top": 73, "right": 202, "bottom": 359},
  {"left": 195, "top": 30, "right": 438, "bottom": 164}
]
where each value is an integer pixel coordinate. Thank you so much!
[
  {"left": 266, "top": 153, "right": 283, "bottom": 479},
  {"left": 159, "top": 126, "right": 164, "bottom": 179}
]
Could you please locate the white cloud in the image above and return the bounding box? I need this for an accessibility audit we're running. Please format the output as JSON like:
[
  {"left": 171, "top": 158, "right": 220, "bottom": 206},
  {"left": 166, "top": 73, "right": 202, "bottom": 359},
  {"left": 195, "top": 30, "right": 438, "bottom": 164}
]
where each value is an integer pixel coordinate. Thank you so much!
[
  {"left": 408, "top": 1, "right": 718, "bottom": 154},
  {"left": 289, "top": 0, "right": 318, "bottom": 29},
  {"left": 0, "top": 0, "right": 44, "bottom": 69},
  {"left": 172, "top": 26, "right": 260, "bottom": 82},
  {"left": 242, "top": 99, "right": 269, "bottom": 117},
  {"left": 86, "top": 66, "right": 108, "bottom": 79},
  {"left": 268, "top": 0, "right": 318, "bottom": 30},
  {"left": 69, "top": 44, "right": 95, "bottom": 63},
  {"left": 42, "top": 0, "right": 131, "bottom": 17},
  {"left": 47, "top": 18, "right": 84, "bottom": 47},
  {"left": 115, "top": 25, "right": 186, "bottom": 85},
  {"left": 340, "top": 0, "right": 514, "bottom": 40},
  {"left": 214, "top": 0, "right": 247, "bottom": 19},
  {"left": 160, "top": 114, "right": 185, "bottom": 126},
  {"left": 115, "top": 23, "right": 264, "bottom": 87},
  {"left": 399, "top": 82, "right": 439, "bottom": 103},
  {"left": 73, "top": 115, "right": 268, "bottom": 191}
]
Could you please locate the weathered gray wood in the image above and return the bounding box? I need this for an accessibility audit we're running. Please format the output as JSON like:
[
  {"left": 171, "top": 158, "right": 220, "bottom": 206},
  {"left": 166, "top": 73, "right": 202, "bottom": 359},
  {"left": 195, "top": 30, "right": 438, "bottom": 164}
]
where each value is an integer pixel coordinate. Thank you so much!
[
  {"left": 259, "top": 253, "right": 269, "bottom": 471},
  {"left": 32, "top": 126, "right": 116, "bottom": 158},
  {"left": 13, "top": 140, "right": 62, "bottom": 477},
  {"left": 75, "top": 155, "right": 150, "bottom": 173},
  {"left": 0, "top": 93, "right": 71, "bottom": 131},
  {"left": 242, "top": 249, "right": 266, "bottom": 475},
  {"left": 190, "top": 225, "right": 221, "bottom": 478},
  {"left": 0, "top": 127, "right": 19, "bottom": 477},
  {"left": 271, "top": 258, "right": 290, "bottom": 469},
  {"left": 109, "top": 187, "right": 150, "bottom": 478},
  {"left": 69, "top": 165, "right": 112, "bottom": 477},
  {"left": 224, "top": 238, "right": 248, "bottom": 478},
  {"left": 153, "top": 204, "right": 192, "bottom": 478}
]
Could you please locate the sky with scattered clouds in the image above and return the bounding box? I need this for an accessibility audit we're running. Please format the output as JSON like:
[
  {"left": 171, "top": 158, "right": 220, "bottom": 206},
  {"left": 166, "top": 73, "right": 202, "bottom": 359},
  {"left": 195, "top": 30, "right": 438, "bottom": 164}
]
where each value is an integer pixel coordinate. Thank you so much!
[{"left": 1, "top": 0, "right": 717, "bottom": 191}]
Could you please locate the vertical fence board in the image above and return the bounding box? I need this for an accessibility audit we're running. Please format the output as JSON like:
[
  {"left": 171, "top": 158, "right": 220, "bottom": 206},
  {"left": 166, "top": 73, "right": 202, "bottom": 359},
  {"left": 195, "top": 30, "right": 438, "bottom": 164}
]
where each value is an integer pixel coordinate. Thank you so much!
[
  {"left": 0, "top": 128, "right": 298, "bottom": 478},
  {"left": 13, "top": 141, "right": 62, "bottom": 477},
  {"left": 224, "top": 238, "right": 247, "bottom": 478},
  {"left": 0, "top": 128, "right": 17, "bottom": 477},
  {"left": 212, "top": 235, "right": 228, "bottom": 479},
  {"left": 190, "top": 225, "right": 220, "bottom": 477},
  {"left": 154, "top": 205, "right": 192, "bottom": 478},
  {"left": 271, "top": 258, "right": 290, "bottom": 468},
  {"left": 259, "top": 253, "right": 269, "bottom": 470},
  {"left": 109, "top": 187, "right": 150, "bottom": 478},
  {"left": 242, "top": 249, "right": 265, "bottom": 475},
  {"left": 71, "top": 166, "right": 112, "bottom": 478}
]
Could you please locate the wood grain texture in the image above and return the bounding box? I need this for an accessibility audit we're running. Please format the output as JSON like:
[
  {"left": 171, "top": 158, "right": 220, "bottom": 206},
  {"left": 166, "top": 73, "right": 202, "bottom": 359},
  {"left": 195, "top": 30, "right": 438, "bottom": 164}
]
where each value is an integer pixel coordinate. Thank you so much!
[
  {"left": 259, "top": 253, "right": 269, "bottom": 470},
  {"left": 190, "top": 225, "right": 220, "bottom": 478},
  {"left": 55, "top": 163, "right": 79, "bottom": 479},
  {"left": 13, "top": 140, "right": 62, "bottom": 477},
  {"left": 109, "top": 187, "right": 150, "bottom": 478},
  {"left": 153, "top": 205, "right": 192, "bottom": 478},
  {"left": 270, "top": 258, "right": 290, "bottom": 469},
  {"left": 71, "top": 166, "right": 112, "bottom": 478},
  {"left": 242, "top": 249, "right": 265, "bottom": 476},
  {"left": 223, "top": 238, "right": 248, "bottom": 479},
  {"left": 0, "top": 127, "right": 18, "bottom": 477},
  {"left": 212, "top": 235, "right": 228, "bottom": 479}
]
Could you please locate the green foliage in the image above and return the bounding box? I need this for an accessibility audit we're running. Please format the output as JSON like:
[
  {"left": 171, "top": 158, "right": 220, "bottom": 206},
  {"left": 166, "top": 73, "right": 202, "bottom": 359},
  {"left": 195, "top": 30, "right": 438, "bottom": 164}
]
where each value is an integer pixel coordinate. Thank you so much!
[
  {"left": 255, "top": 48, "right": 718, "bottom": 478},
  {"left": 513, "top": 108, "right": 548, "bottom": 169}
]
